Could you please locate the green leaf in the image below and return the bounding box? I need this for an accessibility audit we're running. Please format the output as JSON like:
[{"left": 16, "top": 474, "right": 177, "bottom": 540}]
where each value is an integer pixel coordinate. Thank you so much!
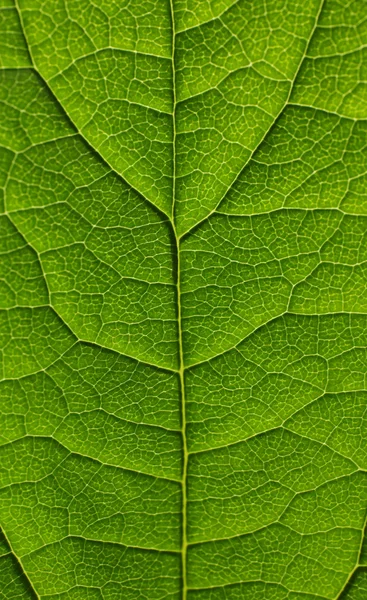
[{"left": 1, "top": 0, "right": 367, "bottom": 598}]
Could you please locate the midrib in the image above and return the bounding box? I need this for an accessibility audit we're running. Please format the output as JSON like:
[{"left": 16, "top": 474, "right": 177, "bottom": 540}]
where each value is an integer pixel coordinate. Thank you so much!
[
  {"left": 176, "top": 238, "right": 189, "bottom": 600},
  {"left": 169, "top": 1, "right": 188, "bottom": 598}
]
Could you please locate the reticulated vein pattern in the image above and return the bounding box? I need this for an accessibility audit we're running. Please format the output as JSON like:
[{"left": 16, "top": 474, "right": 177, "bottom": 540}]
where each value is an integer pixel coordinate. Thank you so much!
[{"left": 1, "top": 0, "right": 367, "bottom": 598}]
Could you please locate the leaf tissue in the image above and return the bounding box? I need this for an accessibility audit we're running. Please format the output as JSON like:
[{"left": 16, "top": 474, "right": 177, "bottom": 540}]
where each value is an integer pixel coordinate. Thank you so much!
[{"left": 1, "top": 0, "right": 367, "bottom": 598}]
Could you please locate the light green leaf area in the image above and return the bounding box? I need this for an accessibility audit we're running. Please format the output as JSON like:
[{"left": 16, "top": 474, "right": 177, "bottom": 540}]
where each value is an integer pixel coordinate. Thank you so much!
[{"left": 1, "top": 0, "right": 367, "bottom": 598}]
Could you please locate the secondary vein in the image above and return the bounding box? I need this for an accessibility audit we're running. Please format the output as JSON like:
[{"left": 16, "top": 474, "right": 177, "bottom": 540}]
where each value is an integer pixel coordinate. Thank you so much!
[{"left": 0, "top": 527, "right": 40, "bottom": 600}]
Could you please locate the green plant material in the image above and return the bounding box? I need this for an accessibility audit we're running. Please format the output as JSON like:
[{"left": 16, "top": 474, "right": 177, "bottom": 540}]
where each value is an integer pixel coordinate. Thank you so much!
[{"left": 1, "top": 0, "right": 367, "bottom": 598}]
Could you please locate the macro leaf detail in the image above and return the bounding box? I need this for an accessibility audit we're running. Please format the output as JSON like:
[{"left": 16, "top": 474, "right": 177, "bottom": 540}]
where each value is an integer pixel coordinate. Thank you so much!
[{"left": 1, "top": 0, "right": 367, "bottom": 599}]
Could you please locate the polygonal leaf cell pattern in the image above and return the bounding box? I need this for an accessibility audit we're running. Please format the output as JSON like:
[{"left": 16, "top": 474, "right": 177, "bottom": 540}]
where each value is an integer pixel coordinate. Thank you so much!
[{"left": 1, "top": 0, "right": 367, "bottom": 599}]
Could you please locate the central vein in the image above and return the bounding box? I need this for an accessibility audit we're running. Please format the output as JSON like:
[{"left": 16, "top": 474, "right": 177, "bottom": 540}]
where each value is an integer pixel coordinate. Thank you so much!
[
  {"left": 177, "top": 240, "right": 188, "bottom": 600},
  {"left": 169, "top": 2, "right": 188, "bottom": 598}
]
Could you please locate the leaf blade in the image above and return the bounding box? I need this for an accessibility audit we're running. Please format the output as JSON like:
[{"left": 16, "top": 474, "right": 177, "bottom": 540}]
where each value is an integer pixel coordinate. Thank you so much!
[{"left": 1, "top": 1, "right": 367, "bottom": 598}]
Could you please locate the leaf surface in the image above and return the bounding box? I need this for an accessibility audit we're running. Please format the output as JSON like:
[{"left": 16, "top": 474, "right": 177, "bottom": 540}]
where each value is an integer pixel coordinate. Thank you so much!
[{"left": 1, "top": 0, "right": 367, "bottom": 598}]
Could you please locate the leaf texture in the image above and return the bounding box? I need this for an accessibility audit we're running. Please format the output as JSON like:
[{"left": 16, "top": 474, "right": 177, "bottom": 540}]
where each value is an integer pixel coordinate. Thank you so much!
[{"left": 1, "top": 0, "right": 367, "bottom": 598}]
